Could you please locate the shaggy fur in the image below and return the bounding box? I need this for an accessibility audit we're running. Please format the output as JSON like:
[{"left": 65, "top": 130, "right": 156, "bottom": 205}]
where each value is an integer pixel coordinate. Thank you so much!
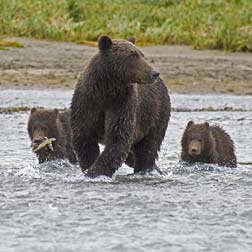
[
  {"left": 181, "top": 121, "right": 237, "bottom": 167},
  {"left": 28, "top": 108, "right": 77, "bottom": 164},
  {"left": 71, "top": 35, "right": 171, "bottom": 177}
]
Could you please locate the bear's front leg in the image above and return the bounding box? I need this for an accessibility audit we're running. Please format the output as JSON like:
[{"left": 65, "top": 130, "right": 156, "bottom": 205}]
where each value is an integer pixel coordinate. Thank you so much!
[
  {"left": 71, "top": 107, "right": 102, "bottom": 173},
  {"left": 74, "top": 134, "right": 100, "bottom": 173},
  {"left": 87, "top": 88, "right": 137, "bottom": 178}
]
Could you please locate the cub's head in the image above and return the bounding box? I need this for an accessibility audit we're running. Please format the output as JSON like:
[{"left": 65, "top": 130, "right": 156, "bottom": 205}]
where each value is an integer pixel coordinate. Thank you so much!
[
  {"left": 95, "top": 35, "right": 160, "bottom": 85},
  {"left": 182, "top": 121, "right": 211, "bottom": 158},
  {"left": 28, "top": 108, "right": 59, "bottom": 153}
]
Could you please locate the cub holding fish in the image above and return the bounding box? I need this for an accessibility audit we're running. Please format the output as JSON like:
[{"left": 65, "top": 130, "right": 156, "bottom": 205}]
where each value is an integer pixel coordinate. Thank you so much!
[{"left": 28, "top": 108, "right": 77, "bottom": 164}]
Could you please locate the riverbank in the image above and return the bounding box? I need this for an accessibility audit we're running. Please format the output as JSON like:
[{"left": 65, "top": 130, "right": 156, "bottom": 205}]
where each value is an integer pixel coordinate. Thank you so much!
[{"left": 0, "top": 37, "right": 252, "bottom": 95}]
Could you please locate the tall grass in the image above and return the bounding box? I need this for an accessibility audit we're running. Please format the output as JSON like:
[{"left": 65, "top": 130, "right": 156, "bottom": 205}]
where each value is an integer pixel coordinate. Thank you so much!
[{"left": 0, "top": 0, "right": 252, "bottom": 51}]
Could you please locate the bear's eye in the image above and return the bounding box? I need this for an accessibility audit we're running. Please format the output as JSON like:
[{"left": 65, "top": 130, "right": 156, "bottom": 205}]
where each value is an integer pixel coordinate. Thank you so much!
[{"left": 130, "top": 52, "right": 139, "bottom": 58}]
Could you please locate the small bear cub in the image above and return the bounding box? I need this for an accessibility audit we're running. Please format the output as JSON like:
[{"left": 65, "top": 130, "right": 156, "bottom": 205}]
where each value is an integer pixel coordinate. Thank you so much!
[
  {"left": 28, "top": 108, "right": 77, "bottom": 164},
  {"left": 181, "top": 121, "right": 237, "bottom": 167}
]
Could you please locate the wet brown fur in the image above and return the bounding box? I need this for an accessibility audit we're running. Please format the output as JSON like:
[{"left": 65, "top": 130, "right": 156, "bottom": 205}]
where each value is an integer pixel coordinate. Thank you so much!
[
  {"left": 181, "top": 121, "right": 237, "bottom": 168},
  {"left": 28, "top": 108, "right": 77, "bottom": 164},
  {"left": 71, "top": 35, "right": 171, "bottom": 177}
]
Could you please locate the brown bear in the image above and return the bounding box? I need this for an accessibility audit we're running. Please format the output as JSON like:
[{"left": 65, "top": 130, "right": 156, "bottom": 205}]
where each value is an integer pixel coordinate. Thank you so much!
[
  {"left": 71, "top": 35, "right": 171, "bottom": 177},
  {"left": 28, "top": 108, "right": 77, "bottom": 164},
  {"left": 181, "top": 121, "right": 237, "bottom": 167}
]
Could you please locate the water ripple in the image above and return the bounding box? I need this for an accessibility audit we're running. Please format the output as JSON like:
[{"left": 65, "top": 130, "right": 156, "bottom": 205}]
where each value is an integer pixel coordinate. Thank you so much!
[{"left": 0, "top": 92, "right": 252, "bottom": 252}]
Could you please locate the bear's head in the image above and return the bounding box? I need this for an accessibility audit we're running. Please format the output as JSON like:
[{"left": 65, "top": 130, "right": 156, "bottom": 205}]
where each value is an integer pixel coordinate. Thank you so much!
[
  {"left": 28, "top": 108, "right": 59, "bottom": 154},
  {"left": 182, "top": 121, "right": 212, "bottom": 160},
  {"left": 95, "top": 35, "right": 160, "bottom": 85}
]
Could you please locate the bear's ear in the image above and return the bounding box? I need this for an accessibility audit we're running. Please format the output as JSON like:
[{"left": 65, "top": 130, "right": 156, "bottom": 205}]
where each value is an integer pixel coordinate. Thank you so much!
[
  {"left": 187, "top": 121, "right": 194, "bottom": 127},
  {"left": 204, "top": 122, "right": 210, "bottom": 129},
  {"left": 31, "top": 108, "right": 36, "bottom": 113},
  {"left": 98, "top": 35, "right": 112, "bottom": 51},
  {"left": 128, "top": 36, "right": 136, "bottom": 45}
]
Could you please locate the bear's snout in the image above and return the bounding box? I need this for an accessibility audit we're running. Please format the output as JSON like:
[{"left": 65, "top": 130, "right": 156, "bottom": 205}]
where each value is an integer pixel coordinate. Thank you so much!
[
  {"left": 188, "top": 140, "right": 201, "bottom": 156},
  {"left": 151, "top": 70, "right": 160, "bottom": 80}
]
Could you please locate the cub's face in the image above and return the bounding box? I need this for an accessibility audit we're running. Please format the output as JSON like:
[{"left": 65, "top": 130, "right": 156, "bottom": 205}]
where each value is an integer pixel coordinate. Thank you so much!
[
  {"left": 183, "top": 121, "right": 210, "bottom": 158},
  {"left": 28, "top": 108, "right": 59, "bottom": 152},
  {"left": 98, "top": 35, "right": 160, "bottom": 85}
]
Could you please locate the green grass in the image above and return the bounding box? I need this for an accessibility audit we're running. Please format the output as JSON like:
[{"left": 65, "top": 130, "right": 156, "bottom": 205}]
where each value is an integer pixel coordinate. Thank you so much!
[{"left": 0, "top": 0, "right": 252, "bottom": 51}]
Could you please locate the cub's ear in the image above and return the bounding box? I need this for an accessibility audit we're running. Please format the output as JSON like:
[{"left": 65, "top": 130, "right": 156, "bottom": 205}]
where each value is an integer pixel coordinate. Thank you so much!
[
  {"left": 187, "top": 121, "right": 194, "bottom": 127},
  {"left": 98, "top": 35, "right": 112, "bottom": 51},
  {"left": 204, "top": 122, "right": 210, "bottom": 129},
  {"left": 128, "top": 36, "right": 136, "bottom": 45},
  {"left": 31, "top": 108, "right": 36, "bottom": 113}
]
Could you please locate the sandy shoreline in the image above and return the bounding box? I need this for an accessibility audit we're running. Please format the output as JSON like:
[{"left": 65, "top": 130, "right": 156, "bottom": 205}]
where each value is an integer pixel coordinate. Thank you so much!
[{"left": 0, "top": 37, "right": 252, "bottom": 95}]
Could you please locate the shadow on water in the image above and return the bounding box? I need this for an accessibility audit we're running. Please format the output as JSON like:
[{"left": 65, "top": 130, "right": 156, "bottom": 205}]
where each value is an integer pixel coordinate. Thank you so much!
[{"left": 1, "top": 89, "right": 252, "bottom": 252}]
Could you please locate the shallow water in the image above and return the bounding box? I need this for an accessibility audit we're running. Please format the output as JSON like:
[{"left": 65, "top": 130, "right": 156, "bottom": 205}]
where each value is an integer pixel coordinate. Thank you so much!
[{"left": 0, "top": 89, "right": 252, "bottom": 252}]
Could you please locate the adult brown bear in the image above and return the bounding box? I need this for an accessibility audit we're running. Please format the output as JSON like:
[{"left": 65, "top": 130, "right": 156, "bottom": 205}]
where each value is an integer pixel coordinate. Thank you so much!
[
  {"left": 28, "top": 108, "right": 77, "bottom": 164},
  {"left": 71, "top": 36, "right": 171, "bottom": 177},
  {"left": 181, "top": 121, "right": 237, "bottom": 168}
]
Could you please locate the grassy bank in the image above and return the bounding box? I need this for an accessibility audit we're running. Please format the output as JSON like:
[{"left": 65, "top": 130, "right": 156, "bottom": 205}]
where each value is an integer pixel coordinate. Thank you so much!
[{"left": 0, "top": 0, "right": 252, "bottom": 51}]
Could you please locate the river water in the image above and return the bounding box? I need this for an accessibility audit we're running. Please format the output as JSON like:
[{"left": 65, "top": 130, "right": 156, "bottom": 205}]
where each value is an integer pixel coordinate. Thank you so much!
[{"left": 0, "top": 89, "right": 252, "bottom": 252}]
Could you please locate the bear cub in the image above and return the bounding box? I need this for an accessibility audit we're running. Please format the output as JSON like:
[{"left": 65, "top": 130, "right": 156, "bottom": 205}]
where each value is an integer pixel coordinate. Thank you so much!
[
  {"left": 71, "top": 35, "right": 171, "bottom": 177},
  {"left": 181, "top": 121, "right": 237, "bottom": 167},
  {"left": 28, "top": 108, "right": 77, "bottom": 164}
]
